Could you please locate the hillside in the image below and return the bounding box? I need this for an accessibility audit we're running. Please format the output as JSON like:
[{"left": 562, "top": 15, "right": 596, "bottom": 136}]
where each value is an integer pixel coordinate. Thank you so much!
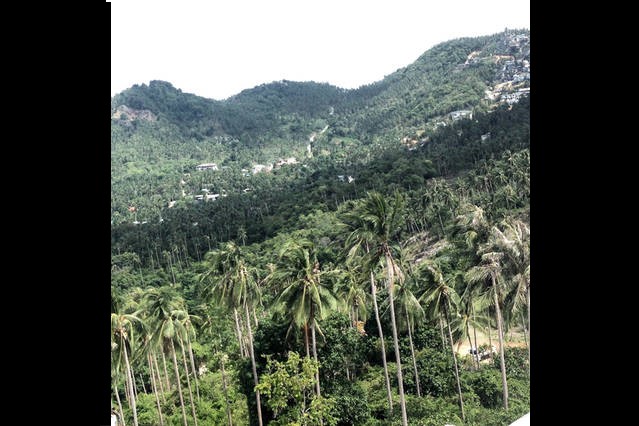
[
  {"left": 111, "top": 29, "right": 529, "bottom": 234},
  {"left": 111, "top": 29, "right": 530, "bottom": 426}
]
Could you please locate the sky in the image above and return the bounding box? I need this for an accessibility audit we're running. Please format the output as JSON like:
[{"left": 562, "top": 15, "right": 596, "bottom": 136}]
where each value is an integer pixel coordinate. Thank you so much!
[{"left": 111, "top": 0, "right": 530, "bottom": 100}]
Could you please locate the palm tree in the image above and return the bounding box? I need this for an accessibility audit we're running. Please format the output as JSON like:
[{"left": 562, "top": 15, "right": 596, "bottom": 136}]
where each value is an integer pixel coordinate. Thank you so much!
[
  {"left": 146, "top": 347, "right": 165, "bottom": 425},
  {"left": 341, "top": 208, "right": 392, "bottom": 415},
  {"left": 274, "top": 237, "right": 338, "bottom": 397},
  {"left": 199, "top": 246, "right": 247, "bottom": 356},
  {"left": 112, "top": 339, "right": 127, "bottom": 425},
  {"left": 183, "top": 317, "right": 201, "bottom": 402},
  {"left": 420, "top": 260, "right": 465, "bottom": 422},
  {"left": 199, "top": 241, "right": 264, "bottom": 426},
  {"left": 490, "top": 219, "right": 530, "bottom": 353},
  {"left": 392, "top": 278, "right": 424, "bottom": 397},
  {"left": 143, "top": 286, "right": 190, "bottom": 426},
  {"left": 458, "top": 284, "right": 490, "bottom": 370},
  {"left": 335, "top": 264, "right": 369, "bottom": 329},
  {"left": 466, "top": 251, "right": 510, "bottom": 410},
  {"left": 218, "top": 352, "right": 234, "bottom": 426},
  {"left": 111, "top": 311, "right": 144, "bottom": 426},
  {"left": 344, "top": 191, "right": 409, "bottom": 426}
]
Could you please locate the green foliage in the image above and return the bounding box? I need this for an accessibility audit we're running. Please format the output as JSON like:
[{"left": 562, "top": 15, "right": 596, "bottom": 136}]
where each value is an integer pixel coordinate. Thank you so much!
[
  {"left": 357, "top": 365, "right": 395, "bottom": 420},
  {"left": 316, "top": 313, "right": 369, "bottom": 391},
  {"left": 414, "top": 348, "right": 456, "bottom": 398},
  {"left": 464, "top": 369, "right": 503, "bottom": 408},
  {"left": 494, "top": 347, "right": 529, "bottom": 380},
  {"left": 256, "top": 351, "right": 337, "bottom": 426},
  {"left": 111, "top": 29, "right": 530, "bottom": 426},
  {"left": 401, "top": 394, "right": 462, "bottom": 426},
  {"left": 329, "top": 382, "right": 371, "bottom": 426}
]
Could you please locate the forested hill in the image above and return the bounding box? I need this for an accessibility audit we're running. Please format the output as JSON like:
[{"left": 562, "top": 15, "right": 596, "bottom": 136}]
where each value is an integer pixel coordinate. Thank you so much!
[
  {"left": 111, "top": 29, "right": 530, "bottom": 426},
  {"left": 111, "top": 29, "right": 529, "bottom": 261}
]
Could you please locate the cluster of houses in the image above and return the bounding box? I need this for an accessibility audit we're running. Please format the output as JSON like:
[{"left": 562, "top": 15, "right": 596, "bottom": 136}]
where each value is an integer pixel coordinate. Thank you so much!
[
  {"left": 187, "top": 157, "right": 302, "bottom": 204},
  {"left": 456, "top": 31, "right": 531, "bottom": 108},
  {"left": 450, "top": 110, "right": 473, "bottom": 121},
  {"left": 238, "top": 157, "right": 300, "bottom": 176},
  {"left": 195, "top": 163, "right": 218, "bottom": 171}
]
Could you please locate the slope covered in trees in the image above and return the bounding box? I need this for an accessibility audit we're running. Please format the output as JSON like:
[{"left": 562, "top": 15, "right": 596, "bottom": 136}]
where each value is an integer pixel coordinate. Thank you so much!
[{"left": 111, "top": 29, "right": 530, "bottom": 425}]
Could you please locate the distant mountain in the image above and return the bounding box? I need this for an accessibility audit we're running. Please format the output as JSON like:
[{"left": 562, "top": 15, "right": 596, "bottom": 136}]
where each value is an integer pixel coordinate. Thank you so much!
[
  {"left": 112, "top": 29, "right": 528, "bottom": 144},
  {"left": 111, "top": 29, "right": 529, "bottom": 257}
]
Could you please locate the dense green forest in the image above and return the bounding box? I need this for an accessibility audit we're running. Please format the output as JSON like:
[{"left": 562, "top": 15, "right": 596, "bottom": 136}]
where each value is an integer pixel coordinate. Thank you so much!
[{"left": 112, "top": 30, "right": 530, "bottom": 425}]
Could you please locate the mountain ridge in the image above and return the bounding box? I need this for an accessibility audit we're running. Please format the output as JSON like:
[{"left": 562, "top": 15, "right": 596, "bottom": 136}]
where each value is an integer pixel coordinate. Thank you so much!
[{"left": 111, "top": 29, "right": 529, "bottom": 256}]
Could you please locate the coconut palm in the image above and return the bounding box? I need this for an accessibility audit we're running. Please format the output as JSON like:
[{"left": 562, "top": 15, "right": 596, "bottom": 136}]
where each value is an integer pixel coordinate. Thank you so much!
[
  {"left": 111, "top": 311, "right": 144, "bottom": 426},
  {"left": 343, "top": 191, "right": 409, "bottom": 426},
  {"left": 458, "top": 284, "right": 491, "bottom": 370},
  {"left": 392, "top": 277, "right": 424, "bottom": 397},
  {"left": 274, "top": 237, "right": 338, "bottom": 397},
  {"left": 341, "top": 203, "right": 393, "bottom": 415},
  {"left": 490, "top": 219, "right": 530, "bottom": 346},
  {"left": 199, "top": 241, "right": 264, "bottom": 426},
  {"left": 466, "top": 250, "right": 510, "bottom": 410},
  {"left": 419, "top": 260, "right": 465, "bottom": 422},
  {"left": 335, "top": 264, "right": 369, "bottom": 329},
  {"left": 143, "top": 286, "right": 190, "bottom": 426},
  {"left": 199, "top": 245, "right": 247, "bottom": 357}
]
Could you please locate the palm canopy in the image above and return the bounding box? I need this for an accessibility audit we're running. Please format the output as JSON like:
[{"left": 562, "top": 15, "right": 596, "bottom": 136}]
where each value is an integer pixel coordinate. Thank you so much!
[
  {"left": 273, "top": 238, "right": 338, "bottom": 334},
  {"left": 141, "top": 286, "right": 189, "bottom": 348},
  {"left": 198, "top": 241, "right": 261, "bottom": 310},
  {"left": 418, "top": 258, "right": 462, "bottom": 320},
  {"left": 381, "top": 248, "right": 423, "bottom": 330},
  {"left": 454, "top": 203, "right": 490, "bottom": 250},
  {"left": 334, "top": 263, "right": 371, "bottom": 322},
  {"left": 465, "top": 251, "right": 506, "bottom": 306},
  {"left": 487, "top": 219, "right": 530, "bottom": 322},
  {"left": 341, "top": 191, "right": 405, "bottom": 270},
  {"left": 389, "top": 278, "right": 424, "bottom": 331},
  {"left": 111, "top": 311, "right": 145, "bottom": 374}
]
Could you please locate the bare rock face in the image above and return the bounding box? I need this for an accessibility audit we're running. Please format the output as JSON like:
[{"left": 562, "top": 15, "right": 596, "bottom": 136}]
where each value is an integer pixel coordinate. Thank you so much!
[{"left": 111, "top": 105, "right": 157, "bottom": 123}]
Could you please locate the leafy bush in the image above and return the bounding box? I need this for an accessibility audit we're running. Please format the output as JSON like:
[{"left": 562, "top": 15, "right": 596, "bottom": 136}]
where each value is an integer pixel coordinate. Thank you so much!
[
  {"left": 464, "top": 369, "right": 503, "bottom": 408},
  {"left": 494, "top": 346, "right": 529, "bottom": 380}
]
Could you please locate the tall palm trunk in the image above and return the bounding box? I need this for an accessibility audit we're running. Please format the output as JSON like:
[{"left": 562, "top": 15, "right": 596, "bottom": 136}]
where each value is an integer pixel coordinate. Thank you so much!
[
  {"left": 161, "top": 351, "right": 171, "bottom": 390},
  {"left": 233, "top": 308, "right": 246, "bottom": 357},
  {"left": 244, "top": 303, "right": 264, "bottom": 426},
  {"left": 386, "top": 254, "right": 408, "bottom": 426},
  {"left": 187, "top": 335, "right": 201, "bottom": 401},
  {"left": 122, "top": 341, "right": 139, "bottom": 426},
  {"left": 139, "top": 374, "right": 147, "bottom": 394},
  {"left": 487, "top": 322, "right": 494, "bottom": 362},
  {"left": 304, "top": 322, "right": 311, "bottom": 358},
  {"left": 311, "top": 317, "right": 321, "bottom": 397},
  {"left": 439, "top": 316, "right": 446, "bottom": 350},
  {"left": 370, "top": 270, "right": 393, "bottom": 414},
  {"left": 472, "top": 309, "right": 481, "bottom": 367},
  {"left": 124, "top": 376, "right": 130, "bottom": 404},
  {"left": 131, "top": 369, "right": 139, "bottom": 398},
  {"left": 406, "top": 312, "right": 421, "bottom": 397},
  {"left": 170, "top": 340, "right": 189, "bottom": 426},
  {"left": 179, "top": 335, "right": 198, "bottom": 426},
  {"left": 220, "top": 356, "right": 233, "bottom": 426},
  {"left": 520, "top": 311, "right": 530, "bottom": 374},
  {"left": 443, "top": 306, "right": 465, "bottom": 422},
  {"left": 147, "top": 352, "right": 164, "bottom": 426},
  {"left": 466, "top": 323, "right": 478, "bottom": 370},
  {"left": 492, "top": 277, "right": 509, "bottom": 410},
  {"left": 153, "top": 352, "right": 167, "bottom": 403},
  {"left": 113, "top": 382, "right": 126, "bottom": 426}
]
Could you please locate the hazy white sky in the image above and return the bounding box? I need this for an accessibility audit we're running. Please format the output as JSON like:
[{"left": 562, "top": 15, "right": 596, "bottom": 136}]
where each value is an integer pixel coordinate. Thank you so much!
[{"left": 111, "top": 0, "right": 529, "bottom": 100}]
